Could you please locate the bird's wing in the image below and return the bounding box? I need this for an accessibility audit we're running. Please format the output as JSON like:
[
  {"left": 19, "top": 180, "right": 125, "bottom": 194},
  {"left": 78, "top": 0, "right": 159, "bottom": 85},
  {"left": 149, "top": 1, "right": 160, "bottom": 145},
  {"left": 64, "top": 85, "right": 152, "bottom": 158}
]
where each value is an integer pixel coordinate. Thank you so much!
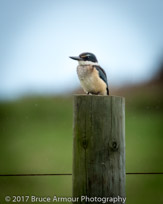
[
  {"left": 93, "top": 65, "right": 109, "bottom": 95},
  {"left": 93, "top": 65, "right": 108, "bottom": 86}
]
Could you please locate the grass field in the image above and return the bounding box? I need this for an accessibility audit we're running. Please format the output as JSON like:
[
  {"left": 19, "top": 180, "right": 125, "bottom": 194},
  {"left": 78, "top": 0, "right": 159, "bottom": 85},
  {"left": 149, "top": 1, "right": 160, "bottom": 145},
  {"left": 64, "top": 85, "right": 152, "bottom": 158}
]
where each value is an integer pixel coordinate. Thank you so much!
[{"left": 0, "top": 94, "right": 162, "bottom": 204}]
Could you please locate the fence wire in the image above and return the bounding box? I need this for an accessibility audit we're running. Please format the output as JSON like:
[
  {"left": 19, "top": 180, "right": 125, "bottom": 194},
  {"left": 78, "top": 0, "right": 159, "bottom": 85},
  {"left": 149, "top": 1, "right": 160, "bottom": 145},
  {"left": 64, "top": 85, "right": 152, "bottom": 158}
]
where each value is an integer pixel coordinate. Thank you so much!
[{"left": 0, "top": 172, "right": 163, "bottom": 176}]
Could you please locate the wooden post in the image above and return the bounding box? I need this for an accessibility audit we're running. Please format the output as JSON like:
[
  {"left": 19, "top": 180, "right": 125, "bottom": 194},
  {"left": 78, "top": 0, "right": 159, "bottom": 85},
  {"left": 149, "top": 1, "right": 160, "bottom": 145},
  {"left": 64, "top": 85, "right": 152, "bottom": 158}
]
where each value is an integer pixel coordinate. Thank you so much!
[{"left": 73, "top": 95, "right": 125, "bottom": 203}]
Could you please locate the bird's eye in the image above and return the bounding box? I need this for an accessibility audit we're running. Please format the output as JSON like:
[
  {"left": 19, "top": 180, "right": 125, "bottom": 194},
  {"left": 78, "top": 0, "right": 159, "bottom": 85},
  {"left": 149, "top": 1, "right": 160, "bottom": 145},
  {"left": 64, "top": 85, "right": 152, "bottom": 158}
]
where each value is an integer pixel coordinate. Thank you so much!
[{"left": 83, "top": 56, "right": 88, "bottom": 61}]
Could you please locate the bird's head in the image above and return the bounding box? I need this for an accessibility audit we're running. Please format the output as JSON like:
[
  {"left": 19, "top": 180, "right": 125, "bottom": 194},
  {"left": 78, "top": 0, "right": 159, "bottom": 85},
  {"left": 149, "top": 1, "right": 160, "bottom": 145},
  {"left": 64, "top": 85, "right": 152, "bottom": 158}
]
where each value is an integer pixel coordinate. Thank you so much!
[{"left": 70, "top": 52, "right": 98, "bottom": 65}]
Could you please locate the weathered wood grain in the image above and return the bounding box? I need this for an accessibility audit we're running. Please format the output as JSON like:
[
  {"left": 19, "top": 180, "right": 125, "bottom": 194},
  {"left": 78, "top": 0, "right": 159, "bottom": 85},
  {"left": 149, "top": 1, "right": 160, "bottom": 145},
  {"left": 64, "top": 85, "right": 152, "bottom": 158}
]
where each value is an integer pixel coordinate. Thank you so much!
[{"left": 73, "top": 95, "right": 125, "bottom": 203}]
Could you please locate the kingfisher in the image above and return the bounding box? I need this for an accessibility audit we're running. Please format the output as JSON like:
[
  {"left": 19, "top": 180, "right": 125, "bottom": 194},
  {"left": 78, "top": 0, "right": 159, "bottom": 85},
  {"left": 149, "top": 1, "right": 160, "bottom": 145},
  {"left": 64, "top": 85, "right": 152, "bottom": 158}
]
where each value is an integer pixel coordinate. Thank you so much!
[{"left": 70, "top": 52, "right": 109, "bottom": 95}]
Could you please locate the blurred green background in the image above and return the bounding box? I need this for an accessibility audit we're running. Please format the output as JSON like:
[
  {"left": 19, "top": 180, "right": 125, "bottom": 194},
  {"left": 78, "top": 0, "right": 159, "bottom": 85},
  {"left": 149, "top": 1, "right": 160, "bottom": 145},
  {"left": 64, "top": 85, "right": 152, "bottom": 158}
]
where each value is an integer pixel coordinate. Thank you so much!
[{"left": 0, "top": 73, "right": 163, "bottom": 204}]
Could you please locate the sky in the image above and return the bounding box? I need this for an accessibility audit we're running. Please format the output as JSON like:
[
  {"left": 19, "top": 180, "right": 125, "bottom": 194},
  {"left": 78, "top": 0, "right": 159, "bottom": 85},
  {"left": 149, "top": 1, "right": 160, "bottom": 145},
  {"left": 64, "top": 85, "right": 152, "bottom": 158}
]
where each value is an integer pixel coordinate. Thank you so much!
[{"left": 0, "top": 0, "right": 163, "bottom": 100}]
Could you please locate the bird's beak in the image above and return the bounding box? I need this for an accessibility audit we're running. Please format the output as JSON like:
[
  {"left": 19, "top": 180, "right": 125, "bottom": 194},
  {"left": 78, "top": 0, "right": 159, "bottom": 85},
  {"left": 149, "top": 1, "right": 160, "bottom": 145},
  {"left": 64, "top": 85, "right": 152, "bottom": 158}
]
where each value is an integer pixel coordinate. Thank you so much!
[{"left": 69, "top": 56, "right": 82, "bottom": 61}]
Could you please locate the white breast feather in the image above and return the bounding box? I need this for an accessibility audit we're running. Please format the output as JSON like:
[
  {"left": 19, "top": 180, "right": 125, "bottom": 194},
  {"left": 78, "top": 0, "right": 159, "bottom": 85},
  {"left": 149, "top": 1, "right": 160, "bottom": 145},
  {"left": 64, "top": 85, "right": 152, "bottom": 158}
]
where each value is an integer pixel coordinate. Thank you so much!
[{"left": 77, "top": 65, "right": 107, "bottom": 95}]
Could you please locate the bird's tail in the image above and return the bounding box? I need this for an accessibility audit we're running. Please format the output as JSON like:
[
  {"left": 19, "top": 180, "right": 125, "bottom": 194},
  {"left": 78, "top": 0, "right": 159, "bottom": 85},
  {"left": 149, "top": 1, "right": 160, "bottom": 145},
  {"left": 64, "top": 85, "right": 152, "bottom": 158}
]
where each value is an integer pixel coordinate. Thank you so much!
[{"left": 107, "top": 87, "right": 109, "bottom": 95}]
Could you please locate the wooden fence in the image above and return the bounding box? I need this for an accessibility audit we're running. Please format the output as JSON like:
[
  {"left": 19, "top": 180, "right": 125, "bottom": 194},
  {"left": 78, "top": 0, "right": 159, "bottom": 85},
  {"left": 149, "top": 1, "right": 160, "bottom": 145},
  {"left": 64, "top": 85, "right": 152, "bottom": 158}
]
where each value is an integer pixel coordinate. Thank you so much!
[{"left": 73, "top": 95, "right": 125, "bottom": 203}]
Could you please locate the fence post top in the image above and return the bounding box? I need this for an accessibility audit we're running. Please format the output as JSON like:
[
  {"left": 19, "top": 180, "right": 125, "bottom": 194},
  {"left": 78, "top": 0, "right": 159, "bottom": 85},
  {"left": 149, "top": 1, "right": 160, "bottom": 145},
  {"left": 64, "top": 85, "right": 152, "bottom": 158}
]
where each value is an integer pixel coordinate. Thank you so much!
[{"left": 73, "top": 94, "right": 125, "bottom": 100}]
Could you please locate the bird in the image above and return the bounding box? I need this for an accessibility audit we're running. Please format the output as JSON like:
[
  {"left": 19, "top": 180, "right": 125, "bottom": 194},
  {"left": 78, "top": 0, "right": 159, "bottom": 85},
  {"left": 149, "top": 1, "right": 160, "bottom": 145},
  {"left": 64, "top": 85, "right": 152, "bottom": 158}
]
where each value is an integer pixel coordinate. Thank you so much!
[{"left": 69, "top": 52, "right": 109, "bottom": 95}]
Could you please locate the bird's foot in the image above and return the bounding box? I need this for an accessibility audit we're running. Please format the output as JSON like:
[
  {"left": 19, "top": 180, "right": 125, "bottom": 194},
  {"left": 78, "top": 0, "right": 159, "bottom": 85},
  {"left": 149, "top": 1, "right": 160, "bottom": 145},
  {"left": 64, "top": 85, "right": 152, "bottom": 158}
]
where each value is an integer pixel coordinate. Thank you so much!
[{"left": 87, "top": 92, "right": 93, "bottom": 95}]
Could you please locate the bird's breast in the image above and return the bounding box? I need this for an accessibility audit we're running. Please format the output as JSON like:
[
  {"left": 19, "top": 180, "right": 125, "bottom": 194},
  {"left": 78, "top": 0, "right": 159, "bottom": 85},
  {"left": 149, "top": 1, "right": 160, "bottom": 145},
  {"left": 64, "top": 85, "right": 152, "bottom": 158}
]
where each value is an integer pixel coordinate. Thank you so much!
[
  {"left": 77, "top": 65, "right": 107, "bottom": 95},
  {"left": 77, "top": 65, "right": 92, "bottom": 80}
]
